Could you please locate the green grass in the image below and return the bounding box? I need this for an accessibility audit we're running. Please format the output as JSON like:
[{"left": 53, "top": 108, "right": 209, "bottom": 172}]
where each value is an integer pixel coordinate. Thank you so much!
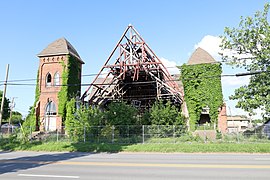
[
  {"left": 124, "top": 143, "right": 270, "bottom": 153},
  {"left": 1, "top": 139, "right": 270, "bottom": 153}
]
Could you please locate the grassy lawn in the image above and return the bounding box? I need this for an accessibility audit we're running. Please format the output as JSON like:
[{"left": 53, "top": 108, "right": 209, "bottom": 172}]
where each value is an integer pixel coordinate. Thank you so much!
[{"left": 1, "top": 139, "right": 270, "bottom": 153}]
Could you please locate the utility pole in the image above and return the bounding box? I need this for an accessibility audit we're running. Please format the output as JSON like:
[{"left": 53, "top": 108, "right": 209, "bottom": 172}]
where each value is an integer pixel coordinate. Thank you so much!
[
  {"left": 0, "top": 64, "right": 9, "bottom": 126},
  {"left": 8, "top": 97, "right": 16, "bottom": 134}
]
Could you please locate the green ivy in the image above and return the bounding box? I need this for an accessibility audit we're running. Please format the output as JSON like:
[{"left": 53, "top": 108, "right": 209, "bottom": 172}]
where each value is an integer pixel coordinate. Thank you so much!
[
  {"left": 180, "top": 63, "right": 223, "bottom": 130},
  {"left": 58, "top": 55, "right": 81, "bottom": 122},
  {"left": 22, "top": 70, "right": 40, "bottom": 132}
]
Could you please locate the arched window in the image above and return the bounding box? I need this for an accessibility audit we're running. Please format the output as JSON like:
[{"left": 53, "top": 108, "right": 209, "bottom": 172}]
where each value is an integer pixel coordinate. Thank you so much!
[
  {"left": 46, "top": 73, "right": 52, "bottom": 87},
  {"left": 54, "top": 72, "right": 60, "bottom": 86},
  {"left": 45, "top": 101, "right": 57, "bottom": 115}
]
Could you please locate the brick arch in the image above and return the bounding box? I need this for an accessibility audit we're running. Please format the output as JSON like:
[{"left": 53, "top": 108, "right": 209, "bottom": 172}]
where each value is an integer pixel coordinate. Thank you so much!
[
  {"left": 44, "top": 100, "right": 57, "bottom": 116},
  {"left": 53, "top": 71, "right": 60, "bottom": 86},
  {"left": 45, "top": 72, "right": 52, "bottom": 87}
]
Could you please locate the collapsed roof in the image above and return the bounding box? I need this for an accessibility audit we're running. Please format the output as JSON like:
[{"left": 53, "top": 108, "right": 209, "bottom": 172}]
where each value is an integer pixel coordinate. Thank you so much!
[{"left": 82, "top": 25, "right": 183, "bottom": 109}]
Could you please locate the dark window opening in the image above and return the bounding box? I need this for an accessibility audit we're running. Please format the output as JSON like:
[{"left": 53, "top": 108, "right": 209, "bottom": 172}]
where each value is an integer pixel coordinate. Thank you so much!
[
  {"left": 198, "top": 114, "right": 211, "bottom": 125},
  {"left": 46, "top": 73, "right": 52, "bottom": 87}
]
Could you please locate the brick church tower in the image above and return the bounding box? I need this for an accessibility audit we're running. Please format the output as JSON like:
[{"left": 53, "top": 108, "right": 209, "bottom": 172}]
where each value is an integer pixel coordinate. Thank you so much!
[
  {"left": 182, "top": 47, "right": 227, "bottom": 132},
  {"left": 36, "top": 38, "right": 84, "bottom": 131}
]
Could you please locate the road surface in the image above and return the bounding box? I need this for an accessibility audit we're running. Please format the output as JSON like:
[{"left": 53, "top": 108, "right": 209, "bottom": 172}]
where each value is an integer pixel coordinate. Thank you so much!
[{"left": 0, "top": 151, "right": 270, "bottom": 179}]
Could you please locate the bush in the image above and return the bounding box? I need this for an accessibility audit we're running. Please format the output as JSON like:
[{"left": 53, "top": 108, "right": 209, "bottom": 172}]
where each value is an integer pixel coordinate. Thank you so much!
[{"left": 149, "top": 101, "right": 184, "bottom": 126}]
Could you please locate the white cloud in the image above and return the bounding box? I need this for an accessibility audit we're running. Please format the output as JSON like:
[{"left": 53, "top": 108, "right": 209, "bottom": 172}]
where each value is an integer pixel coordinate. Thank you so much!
[
  {"left": 194, "top": 35, "right": 222, "bottom": 59},
  {"left": 194, "top": 35, "right": 255, "bottom": 64},
  {"left": 160, "top": 57, "right": 180, "bottom": 75},
  {"left": 221, "top": 76, "right": 249, "bottom": 87}
]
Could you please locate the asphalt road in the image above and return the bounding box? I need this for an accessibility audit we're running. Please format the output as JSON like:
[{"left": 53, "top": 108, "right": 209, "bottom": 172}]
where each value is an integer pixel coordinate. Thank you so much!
[{"left": 0, "top": 151, "right": 270, "bottom": 180}]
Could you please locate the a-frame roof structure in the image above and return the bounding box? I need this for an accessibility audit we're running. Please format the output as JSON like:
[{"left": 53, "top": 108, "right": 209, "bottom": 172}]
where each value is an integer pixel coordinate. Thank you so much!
[{"left": 82, "top": 25, "right": 183, "bottom": 109}]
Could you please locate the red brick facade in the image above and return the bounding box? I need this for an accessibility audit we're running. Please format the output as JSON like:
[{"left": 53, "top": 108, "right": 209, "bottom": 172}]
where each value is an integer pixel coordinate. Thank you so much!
[
  {"left": 218, "top": 103, "right": 227, "bottom": 134},
  {"left": 35, "top": 38, "right": 84, "bottom": 132},
  {"left": 36, "top": 55, "right": 68, "bottom": 131}
]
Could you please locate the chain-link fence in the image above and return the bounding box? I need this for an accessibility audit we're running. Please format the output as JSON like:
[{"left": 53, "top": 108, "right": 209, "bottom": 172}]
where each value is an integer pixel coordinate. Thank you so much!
[
  {"left": 1, "top": 124, "right": 270, "bottom": 144},
  {"left": 63, "top": 125, "right": 188, "bottom": 144}
]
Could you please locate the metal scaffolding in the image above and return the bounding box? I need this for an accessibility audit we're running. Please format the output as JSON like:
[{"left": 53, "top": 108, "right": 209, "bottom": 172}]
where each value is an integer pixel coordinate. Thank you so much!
[{"left": 81, "top": 25, "right": 184, "bottom": 110}]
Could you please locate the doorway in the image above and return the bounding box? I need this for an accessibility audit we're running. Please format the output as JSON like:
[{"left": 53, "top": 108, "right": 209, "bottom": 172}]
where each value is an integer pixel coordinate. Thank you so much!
[
  {"left": 44, "top": 116, "right": 56, "bottom": 131},
  {"left": 44, "top": 101, "right": 57, "bottom": 131},
  {"left": 198, "top": 114, "right": 211, "bottom": 125}
]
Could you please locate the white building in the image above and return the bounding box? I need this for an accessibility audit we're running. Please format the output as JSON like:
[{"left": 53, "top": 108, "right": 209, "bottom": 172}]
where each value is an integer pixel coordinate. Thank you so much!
[{"left": 227, "top": 115, "right": 251, "bottom": 133}]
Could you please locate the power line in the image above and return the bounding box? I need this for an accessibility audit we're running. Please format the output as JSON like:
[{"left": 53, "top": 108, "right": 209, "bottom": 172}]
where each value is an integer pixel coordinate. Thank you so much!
[
  {"left": 0, "top": 68, "right": 264, "bottom": 88},
  {"left": 0, "top": 66, "right": 180, "bottom": 83},
  {"left": 0, "top": 72, "right": 253, "bottom": 87},
  {"left": 235, "top": 71, "right": 264, "bottom": 77}
]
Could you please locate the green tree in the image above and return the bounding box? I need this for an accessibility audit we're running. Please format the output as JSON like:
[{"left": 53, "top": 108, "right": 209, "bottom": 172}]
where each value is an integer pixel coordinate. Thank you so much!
[
  {"left": 104, "top": 101, "right": 138, "bottom": 126},
  {"left": 147, "top": 100, "right": 185, "bottom": 137},
  {"left": 22, "top": 106, "right": 36, "bottom": 135},
  {"left": 149, "top": 100, "right": 184, "bottom": 126},
  {"left": 21, "top": 70, "right": 40, "bottom": 132},
  {"left": 220, "top": 3, "right": 270, "bottom": 118},
  {"left": 10, "top": 111, "right": 23, "bottom": 125},
  {"left": 102, "top": 101, "right": 139, "bottom": 137},
  {"left": 0, "top": 90, "right": 10, "bottom": 122},
  {"left": 65, "top": 99, "right": 103, "bottom": 141}
]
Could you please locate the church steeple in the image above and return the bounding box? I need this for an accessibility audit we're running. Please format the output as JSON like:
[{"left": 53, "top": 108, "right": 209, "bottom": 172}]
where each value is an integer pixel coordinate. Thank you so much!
[
  {"left": 38, "top": 38, "right": 84, "bottom": 64},
  {"left": 187, "top": 47, "right": 216, "bottom": 65},
  {"left": 35, "top": 37, "right": 83, "bottom": 132}
]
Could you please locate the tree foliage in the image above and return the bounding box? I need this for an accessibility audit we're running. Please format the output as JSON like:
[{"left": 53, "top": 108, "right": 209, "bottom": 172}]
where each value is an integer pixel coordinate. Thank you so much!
[
  {"left": 0, "top": 90, "right": 10, "bottom": 121},
  {"left": 64, "top": 99, "right": 186, "bottom": 140},
  {"left": 149, "top": 100, "right": 184, "bottom": 126},
  {"left": 104, "top": 101, "right": 138, "bottom": 126},
  {"left": 180, "top": 63, "right": 223, "bottom": 129},
  {"left": 220, "top": 3, "right": 270, "bottom": 118},
  {"left": 22, "top": 70, "right": 40, "bottom": 132},
  {"left": 10, "top": 111, "right": 23, "bottom": 125},
  {"left": 65, "top": 100, "right": 138, "bottom": 141},
  {"left": 65, "top": 99, "right": 102, "bottom": 141},
  {"left": 22, "top": 106, "right": 36, "bottom": 135}
]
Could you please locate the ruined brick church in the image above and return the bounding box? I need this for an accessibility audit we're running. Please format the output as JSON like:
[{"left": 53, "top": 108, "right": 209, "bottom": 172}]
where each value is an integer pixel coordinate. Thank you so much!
[{"left": 34, "top": 25, "right": 227, "bottom": 133}]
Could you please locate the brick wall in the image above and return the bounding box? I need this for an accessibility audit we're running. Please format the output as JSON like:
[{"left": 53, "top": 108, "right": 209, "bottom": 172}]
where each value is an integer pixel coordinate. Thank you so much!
[
  {"left": 218, "top": 103, "right": 227, "bottom": 134},
  {"left": 38, "top": 55, "right": 68, "bottom": 131}
]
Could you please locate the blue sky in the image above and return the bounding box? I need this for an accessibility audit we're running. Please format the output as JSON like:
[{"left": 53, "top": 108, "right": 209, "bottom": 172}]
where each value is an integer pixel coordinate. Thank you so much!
[{"left": 0, "top": 0, "right": 268, "bottom": 118}]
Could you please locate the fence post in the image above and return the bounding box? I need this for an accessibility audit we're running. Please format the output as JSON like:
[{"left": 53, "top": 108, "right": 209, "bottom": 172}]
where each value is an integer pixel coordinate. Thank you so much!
[
  {"left": 56, "top": 128, "right": 59, "bottom": 142},
  {"left": 204, "top": 125, "right": 206, "bottom": 143},
  {"left": 142, "top": 125, "right": 145, "bottom": 144},
  {"left": 127, "top": 125, "right": 130, "bottom": 143},
  {"left": 83, "top": 125, "right": 86, "bottom": 143},
  {"left": 112, "top": 125, "right": 115, "bottom": 144},
  {"left": 173, "top": 125, "right": 175, "bottom": 144},
  {"left": 98, "top": 126, "right": 100, "bottom": 143},
  {"left": 30, "top": 126, "right": 32, "bottom": 143}
]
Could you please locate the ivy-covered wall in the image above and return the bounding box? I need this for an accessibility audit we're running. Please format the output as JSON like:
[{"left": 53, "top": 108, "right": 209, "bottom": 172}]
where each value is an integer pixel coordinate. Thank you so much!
[
  {"left": 22, "top": 70, "right": 40, "bottom": 131},
  {"left": 180, "top": 63, "right": 223, "bottom": 130},
  {"left": 58, "top": 55, "right": 81, "bottom": 121}
]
